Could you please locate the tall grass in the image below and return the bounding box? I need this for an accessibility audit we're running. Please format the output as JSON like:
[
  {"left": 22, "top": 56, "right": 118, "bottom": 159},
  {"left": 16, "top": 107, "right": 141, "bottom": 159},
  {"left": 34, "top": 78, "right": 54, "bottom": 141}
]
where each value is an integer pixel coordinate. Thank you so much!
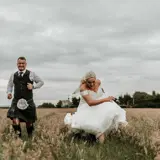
[
  {"left": 0, "top": 111, "right": 159, "bottom": 160},
  {"left": 57, "top": 117, "right": 157, "bottom": 160}
]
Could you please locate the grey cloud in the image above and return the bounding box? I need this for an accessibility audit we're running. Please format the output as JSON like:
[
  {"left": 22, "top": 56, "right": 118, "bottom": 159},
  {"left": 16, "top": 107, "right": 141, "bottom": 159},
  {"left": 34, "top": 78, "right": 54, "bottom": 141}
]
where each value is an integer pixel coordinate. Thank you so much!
[
  {"left": 0, "top": 0, "right": 160, "bottom": 105},
  {"left": 46, "top": 77, "right": 80, "bottom": 82}
]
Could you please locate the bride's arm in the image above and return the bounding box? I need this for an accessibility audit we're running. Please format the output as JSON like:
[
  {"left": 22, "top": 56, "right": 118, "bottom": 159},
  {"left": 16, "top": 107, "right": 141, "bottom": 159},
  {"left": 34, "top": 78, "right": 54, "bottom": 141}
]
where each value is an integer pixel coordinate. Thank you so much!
[{"left": 80, "top": 88, "right": 114, "bottom": 107}]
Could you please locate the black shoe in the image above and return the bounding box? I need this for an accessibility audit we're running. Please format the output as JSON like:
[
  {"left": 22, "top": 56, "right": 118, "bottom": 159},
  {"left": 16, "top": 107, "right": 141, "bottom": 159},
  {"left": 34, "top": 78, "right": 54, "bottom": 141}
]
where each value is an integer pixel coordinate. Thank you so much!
[
  {"left": 26, "top": 126, "right": 34, "bottom": 138},
  {"left": 12, "top": 124, "right": 21, "bottom": 137}
]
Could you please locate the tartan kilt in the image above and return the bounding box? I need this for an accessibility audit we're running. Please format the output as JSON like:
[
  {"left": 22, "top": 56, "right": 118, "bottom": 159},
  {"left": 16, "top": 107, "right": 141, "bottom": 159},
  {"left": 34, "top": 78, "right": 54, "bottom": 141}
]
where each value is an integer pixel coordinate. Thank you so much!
[{"left": 7, "top": 98, "right": 37, "bottom": 123}]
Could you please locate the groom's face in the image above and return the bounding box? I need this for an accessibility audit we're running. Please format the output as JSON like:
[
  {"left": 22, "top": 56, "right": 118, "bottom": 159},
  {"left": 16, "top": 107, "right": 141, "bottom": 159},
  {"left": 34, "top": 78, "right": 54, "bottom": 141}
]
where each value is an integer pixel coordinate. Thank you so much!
[{"left": 17, "top": 59, "right": 27, "bottom": 71}]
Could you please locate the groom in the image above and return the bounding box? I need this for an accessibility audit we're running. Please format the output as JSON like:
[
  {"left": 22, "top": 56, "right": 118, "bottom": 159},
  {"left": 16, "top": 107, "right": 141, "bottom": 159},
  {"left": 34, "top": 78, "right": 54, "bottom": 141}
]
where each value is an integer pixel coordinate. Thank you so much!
[{"left": 7, "top": 56, "right": 44, "bottom": 138}]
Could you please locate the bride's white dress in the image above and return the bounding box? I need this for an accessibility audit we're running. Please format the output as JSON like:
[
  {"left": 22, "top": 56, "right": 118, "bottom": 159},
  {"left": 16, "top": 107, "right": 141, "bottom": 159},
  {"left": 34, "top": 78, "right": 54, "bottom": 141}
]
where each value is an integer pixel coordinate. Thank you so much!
[{"left": 64, "top": 86, "right": 127, "bottom": 136}]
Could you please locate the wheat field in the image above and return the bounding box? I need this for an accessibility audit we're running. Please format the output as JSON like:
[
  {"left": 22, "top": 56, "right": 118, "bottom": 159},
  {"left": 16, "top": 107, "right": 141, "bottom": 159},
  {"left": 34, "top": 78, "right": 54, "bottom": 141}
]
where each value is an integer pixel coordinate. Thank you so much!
[{"left": 0, "top": 108, "right": 160, "bottom": 160}]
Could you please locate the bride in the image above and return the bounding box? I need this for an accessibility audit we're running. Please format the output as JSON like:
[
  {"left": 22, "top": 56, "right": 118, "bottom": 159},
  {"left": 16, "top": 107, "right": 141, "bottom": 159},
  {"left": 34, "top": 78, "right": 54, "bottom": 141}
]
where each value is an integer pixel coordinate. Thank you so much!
[{"left": 64, "top": 71, "right": 128, "bottom": 143}]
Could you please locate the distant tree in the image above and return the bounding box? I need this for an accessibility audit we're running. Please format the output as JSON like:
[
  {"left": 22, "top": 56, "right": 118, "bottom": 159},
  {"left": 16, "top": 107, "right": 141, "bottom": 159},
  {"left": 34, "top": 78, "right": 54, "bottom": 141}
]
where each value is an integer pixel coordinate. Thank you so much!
[
  {"left": 133, "top": 91, "right": 150, "bottom": 104},
  {"left": 123, "top": 93, "right": 133, "bottom": 105},
  {"left": 72, "top": 97, "right": 80, "bottom": 107},
  {"left": 38, "top": 103, "right": 55, "bottom": 108},
  {"left": 118, "top": 93, "right": 132, "bottom": 105},
  {"left": 118, "top": 95, "right": 124, "bottom": 105},
  {"left": 154, "top": 93, "right": 160, "bottom": 103},
  {"left": 56, "top": 100, "right": 62, "bottom": 108},
  {"left": 152, "top": 90, "right": 156, "bottom": 97}
]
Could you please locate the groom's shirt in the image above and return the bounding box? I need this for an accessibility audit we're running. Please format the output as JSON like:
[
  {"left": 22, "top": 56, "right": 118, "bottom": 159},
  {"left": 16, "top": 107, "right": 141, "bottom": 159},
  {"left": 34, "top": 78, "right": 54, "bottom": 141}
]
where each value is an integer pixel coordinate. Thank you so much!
[{"left": 7, "top": 70, "right": 44, "bottom": 95}]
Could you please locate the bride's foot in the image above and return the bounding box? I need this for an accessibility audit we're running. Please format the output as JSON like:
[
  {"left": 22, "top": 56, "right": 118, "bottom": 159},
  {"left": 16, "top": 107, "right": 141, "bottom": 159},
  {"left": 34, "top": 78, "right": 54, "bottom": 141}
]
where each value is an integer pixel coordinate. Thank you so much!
[{"left": 97, "top": 133, "right": 105, "bottom": 144}]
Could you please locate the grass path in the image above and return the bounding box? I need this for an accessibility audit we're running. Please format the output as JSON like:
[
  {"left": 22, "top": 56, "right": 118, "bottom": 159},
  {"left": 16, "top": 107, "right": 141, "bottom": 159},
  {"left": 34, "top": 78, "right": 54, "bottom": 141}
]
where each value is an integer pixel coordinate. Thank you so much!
[{"left": 0, "top": 109, "right": 159, "bottom": 159}]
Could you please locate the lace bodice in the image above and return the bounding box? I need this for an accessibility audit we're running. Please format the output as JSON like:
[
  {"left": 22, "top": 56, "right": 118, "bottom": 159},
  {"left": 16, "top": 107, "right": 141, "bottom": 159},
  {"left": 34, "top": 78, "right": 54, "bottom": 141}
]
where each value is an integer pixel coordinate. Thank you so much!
[{"left": 79, "top": 86, "right": 104, "bottom": 105}]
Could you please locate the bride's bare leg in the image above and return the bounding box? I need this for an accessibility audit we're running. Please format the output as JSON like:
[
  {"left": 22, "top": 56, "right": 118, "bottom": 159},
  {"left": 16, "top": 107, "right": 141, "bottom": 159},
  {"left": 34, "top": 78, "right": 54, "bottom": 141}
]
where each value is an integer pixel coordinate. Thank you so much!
[{"left": 97, "top": 133, "right": 105, "bottom": 143}]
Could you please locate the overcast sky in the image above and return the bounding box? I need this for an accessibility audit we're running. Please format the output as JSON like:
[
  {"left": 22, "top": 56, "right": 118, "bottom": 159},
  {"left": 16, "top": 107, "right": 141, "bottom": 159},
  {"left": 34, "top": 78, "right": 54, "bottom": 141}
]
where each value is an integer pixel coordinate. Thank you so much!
[{"left": 0, "top": 0, "right": 160, "bottom": 106}]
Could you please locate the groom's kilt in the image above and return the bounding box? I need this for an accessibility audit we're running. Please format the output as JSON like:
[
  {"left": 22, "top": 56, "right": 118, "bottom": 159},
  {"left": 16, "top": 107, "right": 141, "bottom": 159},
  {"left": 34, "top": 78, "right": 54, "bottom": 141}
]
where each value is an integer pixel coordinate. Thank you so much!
[{"left": 7, "top": 98, "right": 37, "bottom": 123}]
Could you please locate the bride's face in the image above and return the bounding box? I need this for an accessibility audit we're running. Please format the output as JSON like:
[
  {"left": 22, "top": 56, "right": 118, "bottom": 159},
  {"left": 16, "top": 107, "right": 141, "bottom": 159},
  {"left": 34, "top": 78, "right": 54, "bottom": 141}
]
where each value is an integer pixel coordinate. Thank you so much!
[{"left": 86, "top": 77, "right": 96, "bottom": 89}]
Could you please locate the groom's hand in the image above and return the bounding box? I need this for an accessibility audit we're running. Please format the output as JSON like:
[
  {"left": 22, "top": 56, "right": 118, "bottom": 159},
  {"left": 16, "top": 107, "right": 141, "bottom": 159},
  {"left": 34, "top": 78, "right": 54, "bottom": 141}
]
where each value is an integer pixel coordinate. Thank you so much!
[
  {"left": 7, "top": 93, "right": 12, "bottom": 99},
  {"left": 27, "top": 83, "right": 33, "bottom": 90}
]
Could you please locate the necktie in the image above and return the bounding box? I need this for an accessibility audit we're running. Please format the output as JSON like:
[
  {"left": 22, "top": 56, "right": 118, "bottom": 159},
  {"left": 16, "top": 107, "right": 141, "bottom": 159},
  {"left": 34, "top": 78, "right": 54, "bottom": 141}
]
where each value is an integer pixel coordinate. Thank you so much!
[{"left": 19, "top": 72, "right": 23, "bottom": 77}]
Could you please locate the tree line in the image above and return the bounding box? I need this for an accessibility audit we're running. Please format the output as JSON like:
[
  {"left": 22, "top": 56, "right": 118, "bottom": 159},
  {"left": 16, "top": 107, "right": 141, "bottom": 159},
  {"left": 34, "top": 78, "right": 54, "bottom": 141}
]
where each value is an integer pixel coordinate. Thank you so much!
[
  {"left": 38, "top": 97, "right": 80, "bottom": 108},
  {"left": 116, "top": 90, "right": 160, "bottom": 108},
  {"left": 38, "top": 90, "right": 160, "bottom": 108}
]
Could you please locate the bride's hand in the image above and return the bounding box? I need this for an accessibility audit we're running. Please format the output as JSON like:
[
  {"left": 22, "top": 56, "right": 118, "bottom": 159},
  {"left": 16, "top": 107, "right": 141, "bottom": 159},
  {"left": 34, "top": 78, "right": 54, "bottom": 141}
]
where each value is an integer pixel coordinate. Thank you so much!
[{"left": 104, "top": 96, "right": 115, "bottom": 102}]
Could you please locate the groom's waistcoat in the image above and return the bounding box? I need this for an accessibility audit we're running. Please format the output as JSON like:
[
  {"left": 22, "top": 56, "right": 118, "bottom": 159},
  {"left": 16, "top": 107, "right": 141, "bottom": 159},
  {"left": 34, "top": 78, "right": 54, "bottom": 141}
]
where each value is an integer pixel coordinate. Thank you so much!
[{"left": 13, "top": 70, "right": 33, "bottom": 100}]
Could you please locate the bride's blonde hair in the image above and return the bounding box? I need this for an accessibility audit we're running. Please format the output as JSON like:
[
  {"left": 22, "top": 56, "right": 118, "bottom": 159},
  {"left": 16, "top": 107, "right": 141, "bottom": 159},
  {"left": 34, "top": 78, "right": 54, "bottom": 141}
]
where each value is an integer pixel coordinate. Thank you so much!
[
  {"left": 73, "top": 71, "right": 96, "bottom": 94},
  {"left": 84, "top": 71, "right": 96, "bottom": 80},
  {"left": 81, "top": 71, "right": 96, "bottom": 84}
]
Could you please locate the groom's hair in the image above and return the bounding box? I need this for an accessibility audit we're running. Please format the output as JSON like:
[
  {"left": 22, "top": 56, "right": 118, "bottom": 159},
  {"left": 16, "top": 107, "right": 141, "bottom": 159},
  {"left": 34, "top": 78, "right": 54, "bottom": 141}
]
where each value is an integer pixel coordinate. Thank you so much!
[{"left": 17, "top": 56, "right": 26, "bottom": 61}]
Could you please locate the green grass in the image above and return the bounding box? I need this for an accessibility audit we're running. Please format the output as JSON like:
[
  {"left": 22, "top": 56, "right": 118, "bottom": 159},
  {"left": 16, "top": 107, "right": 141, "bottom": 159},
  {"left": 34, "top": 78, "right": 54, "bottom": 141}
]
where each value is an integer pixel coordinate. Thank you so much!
[{"left": 56, "top": 133, "right": 155, "bottom": 160}]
